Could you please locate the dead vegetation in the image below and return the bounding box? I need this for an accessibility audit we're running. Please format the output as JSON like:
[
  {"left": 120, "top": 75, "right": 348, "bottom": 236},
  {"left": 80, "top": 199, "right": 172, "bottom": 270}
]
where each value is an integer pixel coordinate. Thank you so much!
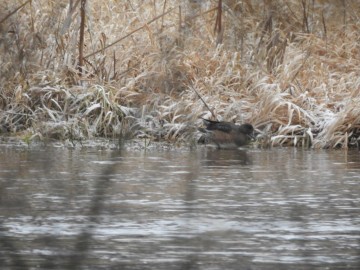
[{"left": 0, "top": 0, "right": 359, "bottom": 148}]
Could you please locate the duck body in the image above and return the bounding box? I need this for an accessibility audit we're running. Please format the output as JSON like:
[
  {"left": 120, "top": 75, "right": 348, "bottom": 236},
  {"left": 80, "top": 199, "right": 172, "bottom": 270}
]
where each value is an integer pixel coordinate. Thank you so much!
[{"left": 199, "top": 119, "right": 254, "bottom": 149}]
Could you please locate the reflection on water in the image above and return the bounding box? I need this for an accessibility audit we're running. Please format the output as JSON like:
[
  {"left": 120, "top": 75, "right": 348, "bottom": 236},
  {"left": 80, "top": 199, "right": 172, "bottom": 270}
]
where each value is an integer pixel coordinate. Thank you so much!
[{"left": 0, "top": 145, "right": 359, "bottom": 270}]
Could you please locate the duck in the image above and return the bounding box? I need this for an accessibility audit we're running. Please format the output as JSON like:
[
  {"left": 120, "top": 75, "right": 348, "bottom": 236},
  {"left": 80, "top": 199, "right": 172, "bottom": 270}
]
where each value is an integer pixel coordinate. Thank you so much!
[{"left": 198, "top": 118, "right": 255, "bottom": 148}]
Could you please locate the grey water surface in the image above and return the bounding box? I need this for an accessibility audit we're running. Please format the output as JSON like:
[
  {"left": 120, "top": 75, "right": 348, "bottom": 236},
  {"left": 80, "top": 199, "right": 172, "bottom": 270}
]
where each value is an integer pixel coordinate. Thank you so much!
[{"left": 0, "top": 144, "right": 359, "bottom": 270}]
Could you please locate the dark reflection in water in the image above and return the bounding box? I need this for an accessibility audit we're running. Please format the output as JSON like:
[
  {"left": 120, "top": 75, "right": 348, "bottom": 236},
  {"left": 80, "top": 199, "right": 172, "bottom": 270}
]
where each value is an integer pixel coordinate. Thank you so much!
[{"left": 0, "top": 145, "right": 359, "bottom": 270}]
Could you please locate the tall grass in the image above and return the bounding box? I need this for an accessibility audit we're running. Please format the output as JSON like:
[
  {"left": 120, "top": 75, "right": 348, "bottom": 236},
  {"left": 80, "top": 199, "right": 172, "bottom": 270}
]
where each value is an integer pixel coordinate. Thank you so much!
[{"left": 0, "top": 0, "right": 359, "bottom": 148}]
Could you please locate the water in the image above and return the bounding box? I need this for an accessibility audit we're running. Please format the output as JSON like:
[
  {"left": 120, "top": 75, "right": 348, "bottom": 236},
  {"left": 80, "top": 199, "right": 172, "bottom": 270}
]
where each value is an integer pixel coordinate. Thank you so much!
[{"left": 0, "top": 144, "right": 359, "bottom": 270}]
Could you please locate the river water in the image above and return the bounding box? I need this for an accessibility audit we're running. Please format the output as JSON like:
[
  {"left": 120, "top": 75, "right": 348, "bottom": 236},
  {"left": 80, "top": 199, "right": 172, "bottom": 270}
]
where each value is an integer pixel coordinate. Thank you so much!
[{"left": 0, "top": 143, "right": 359, "bottom": 270}]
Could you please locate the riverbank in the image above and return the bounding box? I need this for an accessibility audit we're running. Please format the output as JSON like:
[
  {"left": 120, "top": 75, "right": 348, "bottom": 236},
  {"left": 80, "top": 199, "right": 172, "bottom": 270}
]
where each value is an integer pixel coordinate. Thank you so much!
[{"left": 1, "top": 1, "right": 359, "bottom": 149}]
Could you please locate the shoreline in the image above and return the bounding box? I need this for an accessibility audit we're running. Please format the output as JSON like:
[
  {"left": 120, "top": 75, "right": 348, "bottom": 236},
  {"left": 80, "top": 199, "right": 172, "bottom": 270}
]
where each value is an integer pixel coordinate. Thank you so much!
[{"left": 1, "top": 1, "right": 359, "bottom": 149}]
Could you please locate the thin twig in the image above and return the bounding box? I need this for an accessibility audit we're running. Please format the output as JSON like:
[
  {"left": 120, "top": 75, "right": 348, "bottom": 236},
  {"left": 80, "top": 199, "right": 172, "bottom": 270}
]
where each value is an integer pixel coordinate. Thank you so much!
[
  {"left": 0, "top": 0, "right": 31, "bottom": 25},
  {"left": 112, "top": 50, "right": 116, "bottom": 80},
  {"left": 190, "top": 85, "right": 216, "bottom": 119},
  {"left": 84, "top": 8, "right": 175, "bottom": 59}
]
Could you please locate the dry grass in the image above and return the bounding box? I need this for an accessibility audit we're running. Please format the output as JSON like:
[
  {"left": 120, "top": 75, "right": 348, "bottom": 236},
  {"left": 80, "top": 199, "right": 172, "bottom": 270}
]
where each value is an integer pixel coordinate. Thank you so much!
[{"left": 1, "top": 0, "right": 359, "bottom": 148}]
